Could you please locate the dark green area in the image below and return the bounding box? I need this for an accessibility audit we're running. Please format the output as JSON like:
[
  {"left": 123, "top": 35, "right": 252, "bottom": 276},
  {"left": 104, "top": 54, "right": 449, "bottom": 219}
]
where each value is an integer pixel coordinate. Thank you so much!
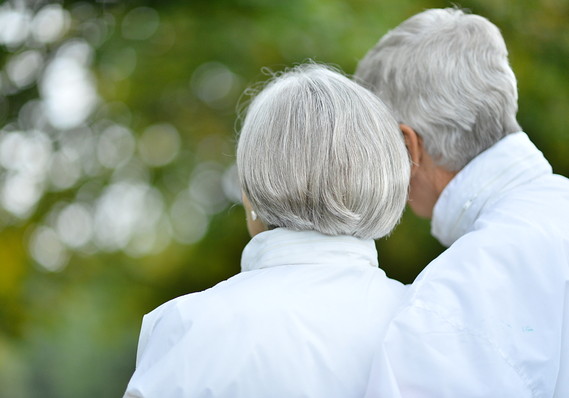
[{"left": 0, "top": 0, "right": 567, "bottom": 396}]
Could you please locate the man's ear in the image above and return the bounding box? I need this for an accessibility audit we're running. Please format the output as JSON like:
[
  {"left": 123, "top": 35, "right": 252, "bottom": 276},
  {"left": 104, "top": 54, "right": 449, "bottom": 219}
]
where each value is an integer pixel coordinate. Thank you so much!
[{"left": 400, "top": 124, "right": 422, "bottom": 175}]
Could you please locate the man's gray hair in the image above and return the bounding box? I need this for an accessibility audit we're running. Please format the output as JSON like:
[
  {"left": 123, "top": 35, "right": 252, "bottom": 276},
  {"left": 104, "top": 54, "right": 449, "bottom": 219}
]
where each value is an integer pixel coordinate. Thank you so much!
[
  {"left": 355, "top": 8, "right": 521, "bottom": 171},
  {"left": 237, "top": 64, "right": 410, "bottom": 239}
]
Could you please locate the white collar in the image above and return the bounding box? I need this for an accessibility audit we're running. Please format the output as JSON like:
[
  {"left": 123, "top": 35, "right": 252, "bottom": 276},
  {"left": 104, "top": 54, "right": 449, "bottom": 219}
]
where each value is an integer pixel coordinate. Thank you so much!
[
  {"left": 241, "top": 228, "right": 379, "bottom": 272},
  {"left": 431, "top": 132, "right": 552, "bottom": 247}
]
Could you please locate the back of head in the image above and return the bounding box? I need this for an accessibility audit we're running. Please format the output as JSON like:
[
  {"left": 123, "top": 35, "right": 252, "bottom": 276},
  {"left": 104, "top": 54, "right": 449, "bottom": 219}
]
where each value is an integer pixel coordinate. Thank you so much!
[
  {"left": 355, "top": 8, "right": 521, "bottom": 171},
  {"left": 237, "top": 64, "right": 410, "bottom": 240}
]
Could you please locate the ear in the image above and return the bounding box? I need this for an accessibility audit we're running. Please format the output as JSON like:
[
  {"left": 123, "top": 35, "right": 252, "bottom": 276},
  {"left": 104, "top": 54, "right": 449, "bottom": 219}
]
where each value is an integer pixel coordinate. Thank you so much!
[
  {"left": 400, "top": 124, "right": 422, "bottom": 176},
  {"left": 242, "top": 192, "right": 268, "bottom": 237}
]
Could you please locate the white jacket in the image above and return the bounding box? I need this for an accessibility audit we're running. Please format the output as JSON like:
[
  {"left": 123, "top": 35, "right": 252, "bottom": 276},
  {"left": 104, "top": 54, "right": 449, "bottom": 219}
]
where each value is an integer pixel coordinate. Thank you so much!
[
  {"left": 123, "top": 228, "right": 406, "bottom": 398},
  {"left": 365, "top": 132, "right": 569, "bottom": 398}
]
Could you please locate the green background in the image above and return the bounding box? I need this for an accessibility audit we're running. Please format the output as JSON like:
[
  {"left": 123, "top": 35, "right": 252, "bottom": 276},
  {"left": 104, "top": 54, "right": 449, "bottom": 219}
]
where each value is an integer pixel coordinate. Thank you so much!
[{"left": 0, "top": 0, "right": 567, "bottom": 396}]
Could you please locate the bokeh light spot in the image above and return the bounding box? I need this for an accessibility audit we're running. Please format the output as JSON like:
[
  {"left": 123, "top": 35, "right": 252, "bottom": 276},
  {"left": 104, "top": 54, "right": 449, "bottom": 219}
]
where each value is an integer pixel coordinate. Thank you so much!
[
  {"left": 0, "top": 5, "right": 32, "bottom": 48},
  {"left": 40, "top": 40, "right": 97, "bottom": 129},
  {"left": 93, "top": 182, "right": 166, "bottom": 252},
  {"left": 189, "top": 163, "right": 229, "bottom": 215},
  {"left": 49, "top": 151, "right": 81, "bottom": 191},
  {"left": 6, "top": 50, "right": 44, "bottom": 89},
  {"left": 97, "top": 124, "right": 135, "bottom": 169},
  {"left": 55, "top": 203, "right": 93, "bottom": 249},
  {"left": 18, "top": 100, "right": 49, "bottom": 131},
  {"left": 222, "top": 163, "right": 242, "bottom": 203},
  {"left": 1, "top": 172, "right": 43, "bottom": 218},
  {"left": 32, "top": 3, "right": 71, "bottom": 44},
  {"left": 0, "top": 130, "right": 52, "bottom": 175},
  {"left": 121, "top": 7, "right": 160, "bottom": 41},
  {"left": 170, "top": 190, "right": 209, "bottom": 245},
  {"left": 29, "top": 226, "right": 69, "bottom": 272},
  {"left": 138, "top": 123, "right": 180, "bottom": 167},
  {"left": 191, "top": 62, "right": 240, "bottom": 108}
]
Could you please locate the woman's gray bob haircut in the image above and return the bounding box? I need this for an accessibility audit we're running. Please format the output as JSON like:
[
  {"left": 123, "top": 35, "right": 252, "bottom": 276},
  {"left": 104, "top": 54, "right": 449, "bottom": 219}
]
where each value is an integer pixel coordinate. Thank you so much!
[
  {"left": 237, "top": 64, "right": 410, "bottom": 240},
  {"left": 355, "top": 8, "right": 521, "bottom": 171}
]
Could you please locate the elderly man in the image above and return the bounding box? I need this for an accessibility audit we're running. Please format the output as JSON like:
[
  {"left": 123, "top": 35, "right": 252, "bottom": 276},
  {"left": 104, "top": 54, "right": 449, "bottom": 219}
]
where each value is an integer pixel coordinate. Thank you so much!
[{"left": 356, "top": 8, "right": 569, "bottom": 398}]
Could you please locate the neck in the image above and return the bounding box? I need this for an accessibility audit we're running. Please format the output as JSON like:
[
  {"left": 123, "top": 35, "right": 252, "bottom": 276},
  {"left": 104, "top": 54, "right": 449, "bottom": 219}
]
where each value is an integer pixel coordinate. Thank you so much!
[{"left": 409, "top": 152, "right": 458, "bottom": 219}]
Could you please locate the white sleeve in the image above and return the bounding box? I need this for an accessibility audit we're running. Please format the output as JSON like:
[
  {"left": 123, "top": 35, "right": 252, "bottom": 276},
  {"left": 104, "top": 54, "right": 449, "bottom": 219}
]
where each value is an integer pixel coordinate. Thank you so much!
[
  {"left": 365, "top": 304, "right": 534, "bottom": 398},
  {"left": 134, "top": 305, "right": 169, "bottom": 368},
  {"left": 123, "top": 301, "right": 184, "bottom": 398}
]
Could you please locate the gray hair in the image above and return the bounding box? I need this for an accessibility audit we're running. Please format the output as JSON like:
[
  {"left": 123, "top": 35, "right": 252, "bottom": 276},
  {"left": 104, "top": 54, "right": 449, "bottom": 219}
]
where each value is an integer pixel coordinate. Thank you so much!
[
  {"left": 237, "top": 64, "right": 410, "bottom": 240},
  {"left": 355, "top": 8, "right": 521, "bottom": 171}
]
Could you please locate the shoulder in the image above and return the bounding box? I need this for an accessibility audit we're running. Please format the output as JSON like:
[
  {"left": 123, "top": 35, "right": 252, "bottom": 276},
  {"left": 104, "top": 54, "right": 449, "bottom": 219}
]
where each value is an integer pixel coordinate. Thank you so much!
[
  {"left": 410, "top": 211, "right": 567, "bottom": 322},
  {"left": 135, "top": 275, "right": 247, "bottom": 364},
  {"left": 486, "top": 173, "right": 569, "bottom": 229},
  {"left": 393, "top": 200, "right": 569, "bottom": 396},
  {"left": 134, "top": 293, "right": 198, "bottom": 367}
]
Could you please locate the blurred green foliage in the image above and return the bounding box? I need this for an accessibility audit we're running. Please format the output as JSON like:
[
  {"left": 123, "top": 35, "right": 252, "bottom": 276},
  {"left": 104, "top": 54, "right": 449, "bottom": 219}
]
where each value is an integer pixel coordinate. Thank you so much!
[{"left": 0, "top": 0, "right": 567, "bottom": 397}]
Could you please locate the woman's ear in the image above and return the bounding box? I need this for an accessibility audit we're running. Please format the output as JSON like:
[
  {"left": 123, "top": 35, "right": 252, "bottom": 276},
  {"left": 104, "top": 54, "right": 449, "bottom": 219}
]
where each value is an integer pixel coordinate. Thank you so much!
[
  {"left": 400, "top": 124, "right": 422, "bottom": 176},
  {"left": 242, "top": 192, "right": 268, "bottom": 237}
]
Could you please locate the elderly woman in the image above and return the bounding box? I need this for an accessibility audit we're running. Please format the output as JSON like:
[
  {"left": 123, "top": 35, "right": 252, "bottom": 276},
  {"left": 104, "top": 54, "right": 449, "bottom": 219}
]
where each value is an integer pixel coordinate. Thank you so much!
[{"left": 123, "top": 64, "right": 410, "bottom": 398}]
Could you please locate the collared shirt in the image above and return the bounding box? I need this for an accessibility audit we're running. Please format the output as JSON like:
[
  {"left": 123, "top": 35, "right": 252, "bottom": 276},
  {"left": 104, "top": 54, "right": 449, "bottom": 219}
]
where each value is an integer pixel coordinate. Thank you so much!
[
  {"left": 365, "top": 132, "right": 569, "bottom": 398},
  {"left": 124, "top": 228, "right": 406, "bottom": 398}
]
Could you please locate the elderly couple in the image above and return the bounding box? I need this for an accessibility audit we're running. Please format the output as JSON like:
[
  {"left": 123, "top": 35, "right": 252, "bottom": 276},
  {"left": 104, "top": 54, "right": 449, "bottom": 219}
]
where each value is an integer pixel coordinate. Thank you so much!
[{"left": 124, "top": 8, "right": 569, "bottom": 398}]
